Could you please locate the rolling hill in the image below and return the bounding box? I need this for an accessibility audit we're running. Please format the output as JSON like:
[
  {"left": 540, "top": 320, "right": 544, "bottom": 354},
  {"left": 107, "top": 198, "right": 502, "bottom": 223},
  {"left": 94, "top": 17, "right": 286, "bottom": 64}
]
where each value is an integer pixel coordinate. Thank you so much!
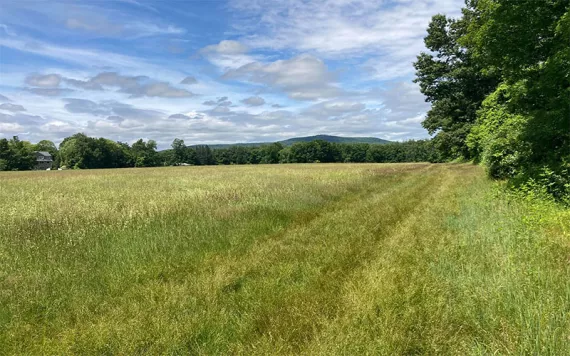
[{"left": 200, "top": 135, "right": 392, "bottom": 149}]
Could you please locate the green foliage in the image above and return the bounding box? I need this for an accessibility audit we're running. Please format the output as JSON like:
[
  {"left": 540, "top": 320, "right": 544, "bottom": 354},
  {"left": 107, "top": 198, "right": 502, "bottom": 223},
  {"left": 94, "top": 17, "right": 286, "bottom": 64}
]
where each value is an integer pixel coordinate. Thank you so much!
[
  {"left": 414, "top": 10, "right": 499, "bottom": 159},
  {"left": 284, "top": 140, "right": 341, "bottom": 163},
  {"left": 339, "top": 143, "right": 369, "bottom": 163},
  {"left": 467, "top": 83, "right": 531, "bottom": 178},
  {"left": 366, "top": 140, "right": 443, "bottom": 163},
  {"left": 2, "top": 135, "right": 442, "bottom": 170},
  {"left": 420, "top": 0, "right": 570, "bottom": 200},
  {"left": 259, "top": 143, "right": 283, "bottom": 164},
  {"left": 59, "top": 133, "right": 133, "bottom": 169},
  {"left": 171, "top": 138, "right": 187, "bottom": 164},
  {"left": 0, "top": 136, "right": 36, "bottom": 171},
  {"left": 131, "top": 139, "right": 159, "bottom": 167},
  {"left": 211, "top": 140, "right": 441, "bottom": 165},
  {"left": 466, "top": 0, "right": 569, "bottom": 80},
  {"left": 464, "top": 0, "right": 570, "bottom": 199},
  {"left": 34, "top": 139, "right": 57, "bottom": 153},
  {"left": 194, "top": 145, "right": 215, "bottom": 165}
]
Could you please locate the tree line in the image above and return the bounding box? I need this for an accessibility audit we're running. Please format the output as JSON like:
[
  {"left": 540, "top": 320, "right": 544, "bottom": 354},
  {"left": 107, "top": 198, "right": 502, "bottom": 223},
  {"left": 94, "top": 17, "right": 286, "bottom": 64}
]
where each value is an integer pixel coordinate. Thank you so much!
[
  {"left": 415, "top": 0, "right": 569, "bottom": 199},
  {"left": 0, "top": 133, "right": 443, "bottom": 171}
]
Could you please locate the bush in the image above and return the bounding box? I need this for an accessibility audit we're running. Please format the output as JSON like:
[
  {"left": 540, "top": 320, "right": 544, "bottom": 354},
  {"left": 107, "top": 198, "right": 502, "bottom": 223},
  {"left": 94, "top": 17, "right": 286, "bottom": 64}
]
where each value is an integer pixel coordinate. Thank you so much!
[{"left": 468, "top": 84, "right": 531, "bottom": 179}]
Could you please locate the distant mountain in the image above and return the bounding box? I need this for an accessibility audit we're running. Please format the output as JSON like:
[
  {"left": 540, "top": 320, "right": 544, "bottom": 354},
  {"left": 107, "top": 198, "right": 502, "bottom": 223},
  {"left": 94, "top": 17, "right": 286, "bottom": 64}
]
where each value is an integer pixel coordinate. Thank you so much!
[
  {"left": 201, "top": 135, "right": 392, "bottom": 149},
  {"left": 279, "top": 135, "right": 391, "bottom": 146}
]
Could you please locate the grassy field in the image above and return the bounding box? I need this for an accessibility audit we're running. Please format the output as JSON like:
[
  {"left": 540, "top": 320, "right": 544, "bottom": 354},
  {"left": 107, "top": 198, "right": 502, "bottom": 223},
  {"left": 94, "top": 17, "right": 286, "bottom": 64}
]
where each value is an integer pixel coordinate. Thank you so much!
[{"left": 1, "top": 163, "right": 569, "bottom": 354}]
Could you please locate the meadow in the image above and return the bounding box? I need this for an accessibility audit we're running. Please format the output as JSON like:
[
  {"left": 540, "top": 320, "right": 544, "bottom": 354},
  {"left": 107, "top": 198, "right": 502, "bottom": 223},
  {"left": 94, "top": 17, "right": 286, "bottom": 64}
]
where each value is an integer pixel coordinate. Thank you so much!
[{"left": 1, "top": 163, "right": 569, "bottom": 354}]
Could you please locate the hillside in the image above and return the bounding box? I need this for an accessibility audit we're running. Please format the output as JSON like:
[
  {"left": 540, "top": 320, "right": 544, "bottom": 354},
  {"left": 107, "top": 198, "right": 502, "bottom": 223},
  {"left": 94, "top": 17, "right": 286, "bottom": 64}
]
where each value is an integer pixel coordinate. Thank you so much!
[
  {"left": 279, "top": 135, "right": 391, "bottom": 145},
  {"left": 199, "top": 135, "right": 392, "bottom": 149}
]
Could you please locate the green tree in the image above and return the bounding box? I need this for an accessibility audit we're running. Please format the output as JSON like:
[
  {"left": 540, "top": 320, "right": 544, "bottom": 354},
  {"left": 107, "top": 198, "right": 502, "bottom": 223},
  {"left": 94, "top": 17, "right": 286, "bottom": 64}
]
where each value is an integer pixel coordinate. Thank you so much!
[
  {"left": 194, "top": 145, "right": 215, "bottom": 165},
  {"left": 259, "top": 143, "right": 283, "bottom": 164},
  {"left": 59, "top": 133, "right": 135, "bottom": 169},
  {"left": 414, "top": 9, "right": 499, "bottom": 159},
  {"left": 59, "top": 133, "right": 92, "bottom": 169},
  {"left": 288, "top": 140, "right": 341, "bottom": 163},
  {"left": 0, "top": 136, "right": 36, "bottom": 171},
  {"left": 213, "top": 148, "right": 232, "bottom": 165},
  {"left": 171, "top": 138, "right": 187, "bottom": 164},
  {"left": 340, "top": 143, "right": 369, "bottom": 163},
  {"left": 0, "top": 138, "right": 10, "bottom": 171},
  {"left": 131, "top": 139, "right": 159, "bottom": 167},
  {"left": 465, "top": 0, "right": 569, "bottom": 197}
]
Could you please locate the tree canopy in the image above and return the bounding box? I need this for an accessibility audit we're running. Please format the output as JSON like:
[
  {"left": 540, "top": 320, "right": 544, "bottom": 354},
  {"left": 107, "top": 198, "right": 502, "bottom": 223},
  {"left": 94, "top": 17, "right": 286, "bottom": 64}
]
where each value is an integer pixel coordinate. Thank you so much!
[{"left": 415, "top": 0, "right": 570, "bottom": 199}]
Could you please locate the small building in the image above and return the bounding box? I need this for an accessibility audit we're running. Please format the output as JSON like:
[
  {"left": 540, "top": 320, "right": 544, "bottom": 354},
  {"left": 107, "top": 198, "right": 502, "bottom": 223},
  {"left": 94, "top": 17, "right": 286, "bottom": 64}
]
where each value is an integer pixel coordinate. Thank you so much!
[{"left": 34, "top": 151, "right": 53, "bottom": 170}]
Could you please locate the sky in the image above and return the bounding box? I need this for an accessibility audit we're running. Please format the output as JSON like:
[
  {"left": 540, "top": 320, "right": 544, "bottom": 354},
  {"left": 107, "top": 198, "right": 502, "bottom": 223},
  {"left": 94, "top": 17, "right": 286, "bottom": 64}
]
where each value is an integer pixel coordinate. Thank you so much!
[{"left": 0, "top": 0, "right": 464, "bottom": 148}]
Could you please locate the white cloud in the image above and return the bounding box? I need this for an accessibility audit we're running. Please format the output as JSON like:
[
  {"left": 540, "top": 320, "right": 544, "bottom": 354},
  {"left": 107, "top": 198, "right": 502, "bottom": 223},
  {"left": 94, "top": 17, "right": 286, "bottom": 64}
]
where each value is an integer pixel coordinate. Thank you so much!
[
  {"left": 241, "top": 96, "right": 265, "bottom": 106},
  {"left": 0, "top": 37, "right": 147, "bottom": 69},
  {"left": 374, "top": 81, "right": 429, "bottom": 121},
  {"left": 128, "top": 82, "right": 194, "bottom": 98},
  {"left": 223, "top": 54, "right": 341, "bottom": 100},
  {"left": 26, "top": 88, "right": 73, "bottom": 96},
  {"left": 198, "top": 40, "right": 261, "bottom": 71},
  {"left": 25, "top": 73, "right": 62, "bottom": 88},
  {"left": 125, "top": 23, "right": 185, "bottom": 38},
  {"left": 0, "top": 103, "right": 26, "bottom": 112},
  {"left": 231, "top": 0, "right": 462, "bottom": 55},
  {"left": 64, "top": 78, "right": 104, "bottom": 91},
  {"left": 62, "top": 72, "right": 196, "bottom": 98},
  {"left": 0, "top": 0, "right": 449, "bottom": 145},
  {"left": 0, "top": 122, "right": 24, "bottom": 133},
  {"left": 230, "top": 0, "right": 463, "bottom": 80},
  {"left": 200, "top": 40, "right": 248, "bottom": 55},
  {"left": 304, "top": 100, "right": 366, "bottom": 117},
  {"left": 66, "top": 17, "right": 123, "bottom": 35},
  {"left": 63, "top": 98, "right": 164, "bottom": 119},
  {"left": 0, "top": 23, "right": 16, "bottom": 36},
  {"left": 65, "top": 7, "right": 184, "bottom": 38},
  {"left": 40, "top": 120, "right": 76, "bottom": 134},
  {"left": 203, "top": 96, "right": 232, "bottom": 107},
  {"left": 180, "top": 76, "right": 197, "bottom": 85},
  {"left": 255, "top": 110, "right": 293, "bottom": 121}
]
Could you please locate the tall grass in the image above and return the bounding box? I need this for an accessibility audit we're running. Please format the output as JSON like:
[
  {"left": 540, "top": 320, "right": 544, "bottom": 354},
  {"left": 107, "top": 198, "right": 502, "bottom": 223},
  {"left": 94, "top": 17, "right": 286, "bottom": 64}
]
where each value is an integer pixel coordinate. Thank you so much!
[{"left": 0, "top": 163, "right": 568, "bottom": 354}]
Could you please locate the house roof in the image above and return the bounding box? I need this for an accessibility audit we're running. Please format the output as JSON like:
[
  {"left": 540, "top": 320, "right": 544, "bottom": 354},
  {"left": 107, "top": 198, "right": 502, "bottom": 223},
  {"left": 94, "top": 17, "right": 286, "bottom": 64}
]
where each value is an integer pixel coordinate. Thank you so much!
[{"left": 35, "top": 151, "right": 53, "bottom": 162}]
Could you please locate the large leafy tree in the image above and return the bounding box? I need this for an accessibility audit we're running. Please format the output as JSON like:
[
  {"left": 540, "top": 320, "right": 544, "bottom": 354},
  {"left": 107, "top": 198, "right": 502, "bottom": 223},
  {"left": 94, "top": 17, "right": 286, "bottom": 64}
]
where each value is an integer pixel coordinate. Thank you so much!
[
  {"left": 59, "top": 133, "right": 93, "bottom": 168},
  {"left": 414, "top": 7, "right": 499, "bottom": 159},
  {"left": 194, "top": 145, "right": 215, "bottom": 165},
  {"left": 259, "top": 143, "right": 284, "bottom": 164},
  {"left": 465, "top": 0, "right": 569, "bottom": 197},
  {"left": 59, "top": 133, "right": 133, "bottom": 169},
  {"left": 131, "top": 139, "right": 159, "bottom": 167},
  {"left": 171, "top": 138, "right": 187, "bottom": 164},
  {"left": 286, "top": 140, "right": 341, "bottom": 163},
  {"left": 0, "top": 136, "right": 35, "bottom": 171}
]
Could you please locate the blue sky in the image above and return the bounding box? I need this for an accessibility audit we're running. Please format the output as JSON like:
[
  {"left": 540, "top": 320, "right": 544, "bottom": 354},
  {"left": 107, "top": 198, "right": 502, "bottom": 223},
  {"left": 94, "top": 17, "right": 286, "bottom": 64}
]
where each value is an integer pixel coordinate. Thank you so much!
[{"left": 0, "top": 0, "right": 463, "bottom": 148}]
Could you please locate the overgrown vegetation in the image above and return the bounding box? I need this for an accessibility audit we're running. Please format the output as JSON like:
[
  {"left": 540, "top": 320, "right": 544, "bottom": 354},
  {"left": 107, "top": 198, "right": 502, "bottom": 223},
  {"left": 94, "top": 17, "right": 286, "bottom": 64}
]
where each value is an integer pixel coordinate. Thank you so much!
[
  {"left": 414, "top": 0, "right": 570, "bottom": 199},
  {"left": 1, "top": 164, "right": 569, "bottom": 354}
]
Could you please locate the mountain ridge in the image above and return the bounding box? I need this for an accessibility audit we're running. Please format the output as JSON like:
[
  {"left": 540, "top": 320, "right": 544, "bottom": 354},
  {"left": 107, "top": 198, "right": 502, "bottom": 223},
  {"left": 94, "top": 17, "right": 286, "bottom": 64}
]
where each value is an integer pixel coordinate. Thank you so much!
[{"left": 192, "top": 135, "right": 392, "bottom": 149}]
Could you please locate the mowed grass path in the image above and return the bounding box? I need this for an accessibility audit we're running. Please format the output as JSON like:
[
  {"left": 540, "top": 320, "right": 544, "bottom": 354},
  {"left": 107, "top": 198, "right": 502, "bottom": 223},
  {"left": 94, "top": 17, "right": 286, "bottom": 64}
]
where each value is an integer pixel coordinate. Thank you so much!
[{"left": 1, "top": 164, "right": 569, "bottom": 354}]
